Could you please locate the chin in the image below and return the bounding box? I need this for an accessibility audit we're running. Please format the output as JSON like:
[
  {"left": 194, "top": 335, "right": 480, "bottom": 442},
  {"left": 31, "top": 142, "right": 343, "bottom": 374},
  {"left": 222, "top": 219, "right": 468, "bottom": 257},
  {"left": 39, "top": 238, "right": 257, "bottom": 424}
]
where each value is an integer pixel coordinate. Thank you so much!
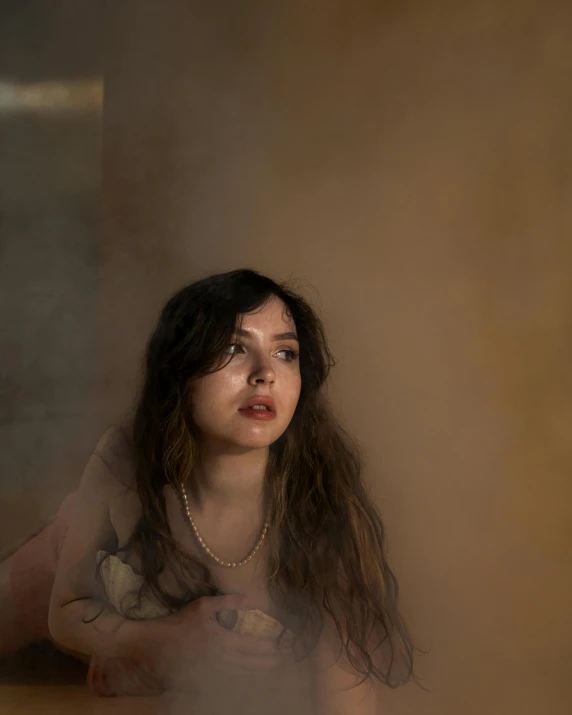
[
  {"left": 232, "top": 426, "right": 285, "bottom": 449},
  {"left": 236, "top": 434, "right": 277, "bottom": 449}
]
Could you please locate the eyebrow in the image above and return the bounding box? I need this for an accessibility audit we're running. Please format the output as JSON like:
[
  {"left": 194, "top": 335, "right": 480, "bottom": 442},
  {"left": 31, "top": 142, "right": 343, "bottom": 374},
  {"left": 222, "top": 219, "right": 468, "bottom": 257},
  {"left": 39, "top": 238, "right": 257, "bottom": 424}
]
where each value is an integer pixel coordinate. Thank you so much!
[{"left": 235, "top": 328, "right": 299, "bottom": 342}]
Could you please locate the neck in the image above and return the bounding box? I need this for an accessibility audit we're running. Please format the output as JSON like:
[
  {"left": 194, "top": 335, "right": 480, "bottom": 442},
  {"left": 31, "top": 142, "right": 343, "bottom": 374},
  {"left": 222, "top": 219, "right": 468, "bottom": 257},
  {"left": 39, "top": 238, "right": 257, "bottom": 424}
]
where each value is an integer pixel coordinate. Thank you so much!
[{"left": 185, "top": 444, "right": 269, "bottom": 517}]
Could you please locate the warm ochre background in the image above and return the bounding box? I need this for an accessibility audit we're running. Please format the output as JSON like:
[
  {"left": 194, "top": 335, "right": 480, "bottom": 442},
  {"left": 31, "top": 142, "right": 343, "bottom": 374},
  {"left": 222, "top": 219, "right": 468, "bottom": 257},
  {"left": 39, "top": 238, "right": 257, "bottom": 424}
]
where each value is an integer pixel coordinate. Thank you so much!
[
  {"left": 101, "top": 2, "right": 572, "bottom": 713},
  {"left": 2, "top": 0, "right": 570, "bottom": 713}
]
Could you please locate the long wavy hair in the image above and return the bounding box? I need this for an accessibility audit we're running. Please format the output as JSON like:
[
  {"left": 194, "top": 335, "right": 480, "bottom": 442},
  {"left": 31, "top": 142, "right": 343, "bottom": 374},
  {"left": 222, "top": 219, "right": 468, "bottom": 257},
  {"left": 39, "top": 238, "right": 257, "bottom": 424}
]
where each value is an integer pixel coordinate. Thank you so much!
[{"left": 90, "top": 267, "right": 423, "bottom": 689}]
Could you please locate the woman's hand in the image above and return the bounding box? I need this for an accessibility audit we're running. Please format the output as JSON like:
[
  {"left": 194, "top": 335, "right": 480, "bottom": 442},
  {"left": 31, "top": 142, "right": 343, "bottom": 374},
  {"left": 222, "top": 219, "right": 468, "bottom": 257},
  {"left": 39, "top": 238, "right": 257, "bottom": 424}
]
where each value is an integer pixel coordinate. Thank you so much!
[{"left": 151, "top": 593, "right": 292, "bottom": 690}]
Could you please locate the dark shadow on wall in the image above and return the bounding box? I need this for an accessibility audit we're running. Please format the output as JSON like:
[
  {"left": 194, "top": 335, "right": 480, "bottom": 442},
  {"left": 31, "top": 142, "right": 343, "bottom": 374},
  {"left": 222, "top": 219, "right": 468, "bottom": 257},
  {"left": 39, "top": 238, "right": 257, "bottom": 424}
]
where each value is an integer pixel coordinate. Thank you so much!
[
  {"left": 0, "top": 0, "right": 102, "bottom": 685},
  {"left": 0, "top": 0, "right": 103, "bottom": 548},
  {"left": 0, "top": 0, "right": 101, "bottom": 82}
]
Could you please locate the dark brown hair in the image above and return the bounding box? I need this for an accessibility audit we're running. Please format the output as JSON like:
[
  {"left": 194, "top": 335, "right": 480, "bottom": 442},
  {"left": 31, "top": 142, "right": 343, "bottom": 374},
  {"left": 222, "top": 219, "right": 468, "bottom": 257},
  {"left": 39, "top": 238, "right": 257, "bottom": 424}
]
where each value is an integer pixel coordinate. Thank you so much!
[{"left": 89, "top": 268, "right": 424, "bottom": 689}]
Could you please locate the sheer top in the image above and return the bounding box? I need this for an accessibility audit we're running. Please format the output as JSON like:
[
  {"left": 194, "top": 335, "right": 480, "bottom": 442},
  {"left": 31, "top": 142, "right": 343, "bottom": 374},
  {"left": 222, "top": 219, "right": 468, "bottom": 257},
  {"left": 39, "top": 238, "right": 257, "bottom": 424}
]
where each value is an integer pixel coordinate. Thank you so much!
[{"left": 96, "top": 548, "right": 294, "bottom": 645}]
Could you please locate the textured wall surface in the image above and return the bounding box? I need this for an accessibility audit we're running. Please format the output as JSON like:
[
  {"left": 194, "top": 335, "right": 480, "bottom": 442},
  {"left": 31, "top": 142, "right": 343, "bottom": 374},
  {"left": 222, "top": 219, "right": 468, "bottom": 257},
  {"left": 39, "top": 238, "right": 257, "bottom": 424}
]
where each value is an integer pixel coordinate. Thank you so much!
[
  {"left": 21, "top": 0, "right": 568, "bottom": 712},
  {"left": 0, "top": 1, "right": 103, "bottom": 545}
]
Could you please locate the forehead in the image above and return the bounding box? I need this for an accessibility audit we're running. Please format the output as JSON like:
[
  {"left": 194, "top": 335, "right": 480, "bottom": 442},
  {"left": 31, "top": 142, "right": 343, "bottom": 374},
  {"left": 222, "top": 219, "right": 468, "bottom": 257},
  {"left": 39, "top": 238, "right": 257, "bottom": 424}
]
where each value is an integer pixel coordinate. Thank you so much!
[{"left": 237, "top": 297, "right": 295, "bottom": 330}]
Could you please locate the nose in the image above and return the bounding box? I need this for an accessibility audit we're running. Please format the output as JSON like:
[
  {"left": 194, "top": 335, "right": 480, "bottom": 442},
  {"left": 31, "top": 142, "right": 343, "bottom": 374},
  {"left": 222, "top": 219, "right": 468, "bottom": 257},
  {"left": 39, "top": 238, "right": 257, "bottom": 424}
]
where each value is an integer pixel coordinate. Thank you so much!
[{"left": 249, "top": 356, "right": 275, "bottom": 385}]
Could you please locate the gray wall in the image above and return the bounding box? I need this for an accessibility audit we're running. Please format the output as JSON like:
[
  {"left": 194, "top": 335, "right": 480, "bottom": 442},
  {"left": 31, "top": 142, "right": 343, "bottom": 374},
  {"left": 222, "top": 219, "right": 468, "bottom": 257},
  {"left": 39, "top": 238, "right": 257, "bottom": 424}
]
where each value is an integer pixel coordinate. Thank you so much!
[{"left": 0, "top": 1, "right": 103, "bottom": 545}]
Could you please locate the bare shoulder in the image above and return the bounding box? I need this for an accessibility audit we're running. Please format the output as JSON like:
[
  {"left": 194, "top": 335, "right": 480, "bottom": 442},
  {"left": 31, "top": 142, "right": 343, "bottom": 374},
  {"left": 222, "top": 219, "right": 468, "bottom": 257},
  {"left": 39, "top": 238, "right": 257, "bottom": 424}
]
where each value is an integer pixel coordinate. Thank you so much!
[
  {"left": 92, "top": 425, "right": 144, "bottom": 547},
  {"left": 92, "top": 423, "right": 137, "bottom": 493}
]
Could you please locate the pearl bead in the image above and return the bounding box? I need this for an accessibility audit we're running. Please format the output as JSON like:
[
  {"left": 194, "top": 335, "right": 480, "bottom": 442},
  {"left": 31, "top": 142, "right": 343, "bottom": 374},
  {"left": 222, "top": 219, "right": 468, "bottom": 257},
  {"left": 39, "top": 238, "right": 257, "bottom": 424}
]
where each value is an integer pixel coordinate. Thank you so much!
[{"left": 179, "top": 486, "right": 269, "bottom": 569}]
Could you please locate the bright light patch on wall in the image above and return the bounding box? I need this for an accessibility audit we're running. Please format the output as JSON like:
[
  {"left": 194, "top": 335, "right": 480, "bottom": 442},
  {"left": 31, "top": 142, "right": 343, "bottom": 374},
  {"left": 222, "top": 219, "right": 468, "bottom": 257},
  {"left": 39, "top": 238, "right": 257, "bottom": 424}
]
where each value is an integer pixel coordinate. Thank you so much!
[{"left": 0, "top": 78, "right": 103, "bottom": 115}]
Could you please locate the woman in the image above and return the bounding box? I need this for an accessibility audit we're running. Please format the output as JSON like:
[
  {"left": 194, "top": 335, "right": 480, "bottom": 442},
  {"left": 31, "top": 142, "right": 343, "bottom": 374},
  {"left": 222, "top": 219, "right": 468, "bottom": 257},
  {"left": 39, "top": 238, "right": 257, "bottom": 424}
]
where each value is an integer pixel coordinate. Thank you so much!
[{"left": 2, "top": 268, "right": 418, "bottom": 712}]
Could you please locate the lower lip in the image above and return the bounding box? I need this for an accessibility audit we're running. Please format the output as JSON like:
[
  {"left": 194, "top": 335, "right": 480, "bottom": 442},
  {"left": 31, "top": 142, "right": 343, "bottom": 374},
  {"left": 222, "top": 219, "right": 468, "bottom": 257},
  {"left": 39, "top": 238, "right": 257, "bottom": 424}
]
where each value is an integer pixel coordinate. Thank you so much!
[{"left": 238, "top": 408, "right": 276, "bottom": 420}]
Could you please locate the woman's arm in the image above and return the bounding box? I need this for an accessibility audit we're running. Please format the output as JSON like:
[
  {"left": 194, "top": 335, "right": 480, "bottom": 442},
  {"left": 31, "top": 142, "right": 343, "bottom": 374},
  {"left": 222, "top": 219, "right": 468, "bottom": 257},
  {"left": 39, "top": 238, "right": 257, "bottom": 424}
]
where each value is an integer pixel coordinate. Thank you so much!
[{"left": 47, "top": 428, "right": 161, "bottom": 662}]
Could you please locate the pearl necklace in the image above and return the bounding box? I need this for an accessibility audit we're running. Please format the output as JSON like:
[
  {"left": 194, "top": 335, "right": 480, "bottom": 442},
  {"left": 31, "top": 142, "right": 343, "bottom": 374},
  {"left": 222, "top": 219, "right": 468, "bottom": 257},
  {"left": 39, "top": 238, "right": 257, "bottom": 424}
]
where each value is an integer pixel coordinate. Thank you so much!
[{"left": 179, "top": 486, "right": 269, "bottom": 568}]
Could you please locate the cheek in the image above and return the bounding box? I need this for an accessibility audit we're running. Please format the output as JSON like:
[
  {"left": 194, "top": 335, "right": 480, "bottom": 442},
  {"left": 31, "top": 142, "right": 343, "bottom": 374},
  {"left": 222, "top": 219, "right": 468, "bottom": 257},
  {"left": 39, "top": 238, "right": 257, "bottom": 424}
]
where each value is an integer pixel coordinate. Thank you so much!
[
  {"left": 286, "top": 377, "right": 302, "bottom": 412},
  {"left": 190, "top": 374, "right": 236, "bottom": 417},
  {"left": 188, "top": 379, "right": 216, "bottom": 415}
]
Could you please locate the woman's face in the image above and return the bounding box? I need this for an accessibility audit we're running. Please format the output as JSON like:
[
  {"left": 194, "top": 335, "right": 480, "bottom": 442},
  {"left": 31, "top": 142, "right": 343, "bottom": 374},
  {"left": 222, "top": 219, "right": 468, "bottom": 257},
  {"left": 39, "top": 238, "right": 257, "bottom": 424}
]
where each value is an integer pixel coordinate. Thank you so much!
[{"left": 188, "top": 296, "right": 302, "bottom": 453}]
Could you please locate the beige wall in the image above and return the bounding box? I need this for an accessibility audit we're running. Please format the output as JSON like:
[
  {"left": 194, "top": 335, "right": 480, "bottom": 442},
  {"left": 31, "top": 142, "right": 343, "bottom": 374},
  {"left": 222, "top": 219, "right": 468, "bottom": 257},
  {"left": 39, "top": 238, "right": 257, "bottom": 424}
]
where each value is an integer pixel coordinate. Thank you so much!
[{"left": 102, "top": 2, "right": 572, "bottom": 713}]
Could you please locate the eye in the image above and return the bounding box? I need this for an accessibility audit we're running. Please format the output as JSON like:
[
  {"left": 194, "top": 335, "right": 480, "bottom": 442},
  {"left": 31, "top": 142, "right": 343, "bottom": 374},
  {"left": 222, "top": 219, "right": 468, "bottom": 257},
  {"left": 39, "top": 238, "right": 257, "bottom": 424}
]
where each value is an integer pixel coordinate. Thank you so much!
[
  {"left": 226, "top": 343, "right": 299, "bottom": 362},
  {"left": 276, "top": 349, "right": 299, "bottom": 362}
]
